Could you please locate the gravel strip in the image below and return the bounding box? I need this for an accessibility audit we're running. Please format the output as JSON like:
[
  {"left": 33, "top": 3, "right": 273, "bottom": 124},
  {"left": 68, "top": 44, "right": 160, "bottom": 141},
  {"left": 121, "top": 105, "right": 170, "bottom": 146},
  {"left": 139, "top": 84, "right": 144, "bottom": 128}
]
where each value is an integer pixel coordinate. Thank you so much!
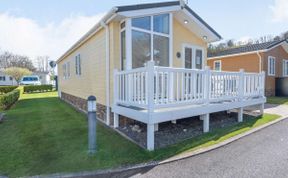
[{"left": 117, "top": 111, "right": 259, "bottom": 149}]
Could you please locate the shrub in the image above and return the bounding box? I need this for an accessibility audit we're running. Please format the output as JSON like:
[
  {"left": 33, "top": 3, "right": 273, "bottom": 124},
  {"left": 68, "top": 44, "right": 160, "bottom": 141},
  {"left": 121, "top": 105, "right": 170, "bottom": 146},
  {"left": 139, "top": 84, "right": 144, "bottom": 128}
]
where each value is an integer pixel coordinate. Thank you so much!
[
  {"left": 0, "top": 89, "right": 20, "bottom": 110},
  {"left": 23, "top": 85, "right": 53, "bottom": 93},
  {"left": 0, "top": 86, "right": 18, "bottom": 94}
]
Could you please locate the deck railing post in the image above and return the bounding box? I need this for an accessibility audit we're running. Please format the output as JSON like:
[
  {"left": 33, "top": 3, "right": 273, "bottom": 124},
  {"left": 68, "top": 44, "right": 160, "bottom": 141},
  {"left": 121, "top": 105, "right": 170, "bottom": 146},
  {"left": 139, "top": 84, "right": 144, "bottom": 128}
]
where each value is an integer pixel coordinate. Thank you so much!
[
  {"left": 147, "top": 61, "right": 155, "bottom": 113},
  {"left": 147, "top": 61, "right": 155, "bottom": 151},
  {"left": 239, "top": 69, "right": 245, "bottom": 101},
  {"left": 204, "top": 66, "right": 211, "bottom": 104}
]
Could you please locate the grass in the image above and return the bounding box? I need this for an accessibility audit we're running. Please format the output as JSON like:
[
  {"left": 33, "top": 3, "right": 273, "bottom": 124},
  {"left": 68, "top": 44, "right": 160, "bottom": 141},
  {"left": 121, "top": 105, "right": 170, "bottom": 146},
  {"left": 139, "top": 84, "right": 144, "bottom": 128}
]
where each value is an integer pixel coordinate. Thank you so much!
[
  {"left": 267, "top": 97, "right": 288, "bottom": 105},
  {"left": 0, "top": 91, "right": 280, "bottom": 177}
]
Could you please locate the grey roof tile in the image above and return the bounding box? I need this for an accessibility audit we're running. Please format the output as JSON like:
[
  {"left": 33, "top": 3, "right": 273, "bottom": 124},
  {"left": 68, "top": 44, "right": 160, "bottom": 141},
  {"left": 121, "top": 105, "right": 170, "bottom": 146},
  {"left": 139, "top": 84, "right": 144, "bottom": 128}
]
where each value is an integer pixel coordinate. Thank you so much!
[{"left": 208, "top": 39, "right": 287, "bottom": 58}]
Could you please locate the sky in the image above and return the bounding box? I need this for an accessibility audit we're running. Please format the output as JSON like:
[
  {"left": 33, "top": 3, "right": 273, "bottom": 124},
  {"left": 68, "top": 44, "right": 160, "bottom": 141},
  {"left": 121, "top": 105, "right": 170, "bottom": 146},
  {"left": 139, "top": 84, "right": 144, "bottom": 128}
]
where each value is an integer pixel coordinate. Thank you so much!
[{"left": 0, "top": 0, "right": 287, "bottom": 61}]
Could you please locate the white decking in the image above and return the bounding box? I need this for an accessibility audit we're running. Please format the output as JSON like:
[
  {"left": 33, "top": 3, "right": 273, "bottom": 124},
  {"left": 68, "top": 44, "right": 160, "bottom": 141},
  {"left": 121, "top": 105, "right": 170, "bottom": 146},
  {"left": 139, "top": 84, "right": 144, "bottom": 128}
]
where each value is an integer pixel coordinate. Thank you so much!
[{"left": 112, "top": 61, "right": 266, "bottom": 150}]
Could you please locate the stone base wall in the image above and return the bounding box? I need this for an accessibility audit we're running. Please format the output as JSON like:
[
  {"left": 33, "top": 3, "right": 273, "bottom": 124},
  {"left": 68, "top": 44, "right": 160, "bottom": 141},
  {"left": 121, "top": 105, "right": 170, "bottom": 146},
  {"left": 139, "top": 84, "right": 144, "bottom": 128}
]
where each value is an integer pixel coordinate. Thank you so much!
[
  {"left": 265, "top": 89, "right": 275, "bottom": 97},
  {"left": 60, "top": 92, "right": 135, "bottom": 126},
  {"left": 61, "top": 92, "right": 110, "bottom": 123}
]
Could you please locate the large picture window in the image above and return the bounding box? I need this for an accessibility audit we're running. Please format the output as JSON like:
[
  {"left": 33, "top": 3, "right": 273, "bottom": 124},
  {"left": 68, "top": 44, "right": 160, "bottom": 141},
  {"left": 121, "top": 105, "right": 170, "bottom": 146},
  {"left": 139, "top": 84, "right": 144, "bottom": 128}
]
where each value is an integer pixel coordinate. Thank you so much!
[{"left": 126, "top": 13, "right": 170, "bottom": 69}]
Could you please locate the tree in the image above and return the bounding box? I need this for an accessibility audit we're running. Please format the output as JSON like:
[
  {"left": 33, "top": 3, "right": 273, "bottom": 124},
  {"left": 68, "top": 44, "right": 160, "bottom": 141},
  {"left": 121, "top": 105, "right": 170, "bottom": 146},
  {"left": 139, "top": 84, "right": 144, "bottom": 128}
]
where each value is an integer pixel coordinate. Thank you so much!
[
  {"left": 35, "top": 56, "right": 50, "bottom": 72},
  {"left": 4, "top": 67, "right": 32, "bottom": 83},
  {"left": 0, "top": 51, "right": 36, "bottom": 71},
  {"left": 226, "top": 39, "right": 235, "bottom": 48}
]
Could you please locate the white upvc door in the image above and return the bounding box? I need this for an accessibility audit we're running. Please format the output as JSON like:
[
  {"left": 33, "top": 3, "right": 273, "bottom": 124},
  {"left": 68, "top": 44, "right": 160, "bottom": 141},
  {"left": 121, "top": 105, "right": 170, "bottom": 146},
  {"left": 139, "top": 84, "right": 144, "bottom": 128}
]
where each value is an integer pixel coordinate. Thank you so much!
[{"left": 183, "top": 44, "right": 205, "bottom": 70}]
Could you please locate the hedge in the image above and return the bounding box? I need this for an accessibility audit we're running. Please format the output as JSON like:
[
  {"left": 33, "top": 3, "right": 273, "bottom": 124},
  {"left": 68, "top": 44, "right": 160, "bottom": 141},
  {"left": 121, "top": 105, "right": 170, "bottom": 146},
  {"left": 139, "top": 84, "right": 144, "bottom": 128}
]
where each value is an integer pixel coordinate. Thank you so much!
[
  {"left": 0, "top": 89, "right": 20, "bottom": 110},
  {"left": 23, "top": 85, "right": 53, "bottom": 93},
  {"left": 0, "top": 86, "right": 18, "bottom": 94}
]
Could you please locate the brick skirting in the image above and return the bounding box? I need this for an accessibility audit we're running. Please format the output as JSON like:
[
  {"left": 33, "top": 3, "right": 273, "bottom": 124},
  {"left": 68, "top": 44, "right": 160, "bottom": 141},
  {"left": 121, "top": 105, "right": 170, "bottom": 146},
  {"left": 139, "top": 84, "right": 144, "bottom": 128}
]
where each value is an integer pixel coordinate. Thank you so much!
[
  {"left": 265, "top": 89, "right": 275, "bottom": 97},
  {"left": 60, "top": 92, "right": 135, "bottom": 126}
]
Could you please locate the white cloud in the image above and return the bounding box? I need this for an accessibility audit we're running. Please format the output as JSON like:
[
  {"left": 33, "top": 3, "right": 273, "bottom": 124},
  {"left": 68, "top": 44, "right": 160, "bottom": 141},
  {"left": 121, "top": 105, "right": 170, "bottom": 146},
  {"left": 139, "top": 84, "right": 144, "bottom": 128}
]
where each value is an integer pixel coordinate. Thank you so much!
[
  {"left": 0, "top": 12, "right": 105, "bottom": 62},
  {"left": 270, "top": 0, "right": 288, "bottom": 22}
]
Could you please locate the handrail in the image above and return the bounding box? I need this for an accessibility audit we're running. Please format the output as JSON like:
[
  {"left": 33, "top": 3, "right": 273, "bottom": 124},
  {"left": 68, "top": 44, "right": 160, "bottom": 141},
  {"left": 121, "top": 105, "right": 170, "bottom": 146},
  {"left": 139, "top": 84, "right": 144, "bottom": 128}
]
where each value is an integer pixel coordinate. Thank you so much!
[{"left": 114, "top": 61, "right": 265, "bottom": 110}]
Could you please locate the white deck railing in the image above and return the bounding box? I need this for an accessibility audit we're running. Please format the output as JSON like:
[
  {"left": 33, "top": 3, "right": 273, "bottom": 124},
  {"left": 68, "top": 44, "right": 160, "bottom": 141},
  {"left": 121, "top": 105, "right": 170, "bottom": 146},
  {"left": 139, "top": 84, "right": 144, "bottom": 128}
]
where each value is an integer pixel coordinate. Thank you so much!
[{"left": 114, "top": 61, "right": 265, "bottom": 110}]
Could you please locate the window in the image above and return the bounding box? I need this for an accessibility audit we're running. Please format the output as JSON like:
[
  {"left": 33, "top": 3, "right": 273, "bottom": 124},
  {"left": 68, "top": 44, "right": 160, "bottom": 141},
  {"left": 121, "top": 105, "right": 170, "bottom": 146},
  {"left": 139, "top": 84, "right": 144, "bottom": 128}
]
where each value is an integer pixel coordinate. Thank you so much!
[
  {"left": 153, "top": 14, "right": 169, "bottom": 34},
  {"left": 283, "top": 59, "right": 288, "bottom": 76},
  {"left": 75, "top": 54, "right": 81, "bottom": 75},
  {"left": 184, "top": 48, "right": 192, "bottom": 69},
  {"left": 195, "top": 49, "right": 203, "bottom": 69},
  {"left": 127, "top": 13, "right": 170, "bottom": 69},
  {"left": 9, "top": 77, "right": 13, "bottom": 81},
  {"left": 132, "top": 30, "right": 151, "bottom": 68},
  {"left": 0, "top": 76, "right": 5, "bottom": 81},
  {"left": 67, "top": 61, "right": 70, "bottom": 78},
  {"left": 132, "top": 16, "right": 151, "bottom": 30},
  {"left": 268, "top": 56, "right": 276, "bottom": 76},
  {"left": 153, "top": 35, "right": 169, "bottom": 66},
  {"left": 214, "top": 60, "right": 221, "bottom": 71},
  {"left": 120, "top": 22, "right": 126, "bottom": 71},
  {"left": 62, "top": 63, "right": 67, "bottom": 79}
]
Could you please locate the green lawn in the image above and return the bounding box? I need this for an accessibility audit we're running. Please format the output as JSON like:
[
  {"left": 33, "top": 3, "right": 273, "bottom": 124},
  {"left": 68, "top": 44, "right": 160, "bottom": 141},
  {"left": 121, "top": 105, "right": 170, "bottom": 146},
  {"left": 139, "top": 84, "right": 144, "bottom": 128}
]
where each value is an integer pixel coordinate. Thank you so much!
[
  {"left": 267, "top": 97, "right": 288, "bottom": 105},
  {"left": 0, "top": 91, "right": 280, "bottom": 177}
]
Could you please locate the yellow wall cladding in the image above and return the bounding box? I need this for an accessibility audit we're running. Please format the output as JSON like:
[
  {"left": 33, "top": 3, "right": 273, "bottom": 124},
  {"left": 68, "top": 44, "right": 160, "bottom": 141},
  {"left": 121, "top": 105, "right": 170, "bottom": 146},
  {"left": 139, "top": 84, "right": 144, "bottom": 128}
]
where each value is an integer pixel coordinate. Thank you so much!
[
  {"left": 173, "top": 18, "right": 207, "bottom": 68},
  {"left": 58, "top": 28, "right": 107, "bottom": 105},
  {"left": 58, "top": 16, "right": 208, "bottom": 106}
]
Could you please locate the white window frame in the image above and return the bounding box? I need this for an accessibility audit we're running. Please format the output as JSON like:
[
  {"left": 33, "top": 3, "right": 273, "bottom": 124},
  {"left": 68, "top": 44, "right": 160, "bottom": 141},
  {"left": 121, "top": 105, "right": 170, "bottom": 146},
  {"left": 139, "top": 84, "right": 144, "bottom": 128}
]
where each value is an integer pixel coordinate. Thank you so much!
[
  {"left": 214, "top": 60, "right": 222, "bottom": 71},
  {"left": 268, "top": 56, "right": 276, "bottom": 76},
  {"left": 283, "top": 59, "right": 288, "bottom": 77},
  {"left": 120, "top": 20, "right": 126, "bottom": 71},
  {"left": 122, "top": 13, "right": 173, "bottom": 70},
  {"left": 182, "top": 43, "right": 205, "bottom": 69}
]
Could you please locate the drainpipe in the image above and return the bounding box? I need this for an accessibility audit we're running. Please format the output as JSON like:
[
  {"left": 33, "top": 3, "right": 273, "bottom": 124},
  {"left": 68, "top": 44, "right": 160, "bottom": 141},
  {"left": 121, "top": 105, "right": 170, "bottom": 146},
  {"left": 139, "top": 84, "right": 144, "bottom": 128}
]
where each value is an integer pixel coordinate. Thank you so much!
[
  {"left": 257, "top": 51, "right": 262, "bottom": 73},
  {"left": 101, "top": 21, "right": 111, "bottom": 126}
]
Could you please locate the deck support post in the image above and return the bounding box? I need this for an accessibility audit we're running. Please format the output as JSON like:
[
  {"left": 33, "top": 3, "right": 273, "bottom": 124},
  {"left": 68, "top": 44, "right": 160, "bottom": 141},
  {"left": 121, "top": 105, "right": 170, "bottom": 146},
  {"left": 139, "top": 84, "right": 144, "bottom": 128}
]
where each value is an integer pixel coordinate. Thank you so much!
[
  {"left": 147, "top": 124, "right": 155, "bottom": 151},
  {"left": 113, "top": 113, "right": 119, "bottom": 128},
  {"left": 200, "top": 114, "right": 210, "bottom": 133},
  {"left": 238, "top": 107, "right": 243, "bottom": 122},
  {"left": 259, "top": 103, "right": 264, "bottom": 115},
  {"left": 154, "top": 123, "right": 159, "bottom": 132}
]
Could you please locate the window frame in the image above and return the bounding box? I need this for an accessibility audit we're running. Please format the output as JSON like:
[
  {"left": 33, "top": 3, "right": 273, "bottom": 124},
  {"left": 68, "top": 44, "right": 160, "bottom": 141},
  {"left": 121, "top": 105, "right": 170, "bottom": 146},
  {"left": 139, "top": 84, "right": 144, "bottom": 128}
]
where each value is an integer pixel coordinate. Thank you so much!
[
  {"left": 268, "top": 56, "right": 276, "bottom": 76},
  {"left": 120, "top": 20, "right": 126, "bottom": 71},
  {"left": 283, "top": 59, "right": 288, "bottom": 77},
  {"left": 214, "top": 60, "right": 222, "bottom": 71},
  {"left": 120, "top": 13, "right": 173, "bottom": 70},
  {"left": 182, "top": 43, "right": 205, "bottom": 70}
]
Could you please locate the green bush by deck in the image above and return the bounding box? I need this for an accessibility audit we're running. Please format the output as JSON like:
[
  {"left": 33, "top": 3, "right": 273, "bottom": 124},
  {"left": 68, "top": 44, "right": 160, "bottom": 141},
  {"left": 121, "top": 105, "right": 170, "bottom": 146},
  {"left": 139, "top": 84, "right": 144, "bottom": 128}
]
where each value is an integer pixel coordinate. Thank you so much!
[
  {"left": 0, "top": 86, "right": 18, "bottom": 94},
  {"left": 0, "top": 89, "right": 20, "bottom": 110},
  {"left": 23, "top": 85, "right": 53, "bottom": 93}
]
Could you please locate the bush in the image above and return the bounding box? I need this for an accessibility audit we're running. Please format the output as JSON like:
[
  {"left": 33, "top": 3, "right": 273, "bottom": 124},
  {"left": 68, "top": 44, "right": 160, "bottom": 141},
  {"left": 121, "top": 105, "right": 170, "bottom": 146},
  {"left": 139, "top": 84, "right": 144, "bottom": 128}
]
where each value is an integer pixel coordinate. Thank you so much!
[
  {"left": 23, "top": 85, "right": 53, "bottom": 93},
  {"left": 0, "top": 86, "right": 18, "bottom": 94},
  {"left": 0, "top": 89, "right": 20, "bottom": 110}
]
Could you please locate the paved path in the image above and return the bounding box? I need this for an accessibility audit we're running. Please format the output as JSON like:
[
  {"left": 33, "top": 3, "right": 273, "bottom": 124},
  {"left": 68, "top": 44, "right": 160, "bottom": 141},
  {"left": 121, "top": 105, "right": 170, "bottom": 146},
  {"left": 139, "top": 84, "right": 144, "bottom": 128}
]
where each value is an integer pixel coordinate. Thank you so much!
[
  {"left": 91, "top": 117, "right": 288, "bottom": 178},
  {"left": 264, "top": 104, "right": 288, "bottom": 117}
]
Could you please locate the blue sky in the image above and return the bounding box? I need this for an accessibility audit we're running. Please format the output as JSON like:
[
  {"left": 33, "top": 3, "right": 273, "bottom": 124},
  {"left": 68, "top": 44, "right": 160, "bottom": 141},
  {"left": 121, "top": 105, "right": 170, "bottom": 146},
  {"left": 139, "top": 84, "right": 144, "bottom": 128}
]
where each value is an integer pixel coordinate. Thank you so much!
[{"left": 0, "top": 0, "right": 287, "bottom": 60}]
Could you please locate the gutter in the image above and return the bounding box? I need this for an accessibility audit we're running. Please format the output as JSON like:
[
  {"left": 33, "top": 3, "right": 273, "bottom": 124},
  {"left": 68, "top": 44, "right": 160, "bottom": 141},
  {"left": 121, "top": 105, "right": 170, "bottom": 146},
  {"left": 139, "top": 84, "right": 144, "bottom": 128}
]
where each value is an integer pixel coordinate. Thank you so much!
[
  {"left": 257, "top": 51, "right": 262, "bottom": 73},
  {"left": 100, "top": 21, "right": 111, "bottom": 126}
]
